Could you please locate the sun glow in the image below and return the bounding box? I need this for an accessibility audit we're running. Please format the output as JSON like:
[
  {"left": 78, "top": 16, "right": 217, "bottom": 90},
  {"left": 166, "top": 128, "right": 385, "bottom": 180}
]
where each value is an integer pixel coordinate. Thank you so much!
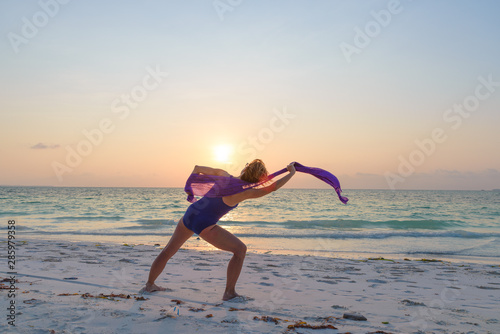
[{"left": 213, "top": 144, "right": 233, "bottom": 163}]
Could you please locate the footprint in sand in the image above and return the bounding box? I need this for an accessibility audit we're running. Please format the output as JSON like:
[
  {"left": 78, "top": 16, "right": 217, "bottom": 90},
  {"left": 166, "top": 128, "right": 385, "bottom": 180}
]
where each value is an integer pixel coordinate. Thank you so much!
[
  {"left": 366, "top": 279, "right": 387, "bottom": 284},
  {"left": 118, "top": 259, "right": 136, "bottom": 264},
  {"left": 193, "top": 263, "right": 212, "bottom": 271},
  {"left": 193, "top": 267, "right": 211, "bottom": 271}
]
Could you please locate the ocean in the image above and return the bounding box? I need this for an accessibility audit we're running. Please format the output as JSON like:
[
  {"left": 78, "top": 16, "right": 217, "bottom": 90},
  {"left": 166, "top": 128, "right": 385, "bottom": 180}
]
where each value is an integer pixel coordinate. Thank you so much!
[{"left": 1, "top": 186, "right": 499, "bottom": 264}]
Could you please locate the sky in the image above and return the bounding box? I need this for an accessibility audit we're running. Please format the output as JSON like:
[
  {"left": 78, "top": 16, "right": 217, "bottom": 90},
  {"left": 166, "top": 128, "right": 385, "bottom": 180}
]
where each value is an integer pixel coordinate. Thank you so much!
[{"left": 1, "top": 0, "right": 499, "bottom": 190}]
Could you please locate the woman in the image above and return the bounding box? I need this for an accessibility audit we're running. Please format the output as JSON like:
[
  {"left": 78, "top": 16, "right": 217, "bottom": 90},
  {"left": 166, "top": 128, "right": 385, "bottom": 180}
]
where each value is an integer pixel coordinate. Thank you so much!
[{"left": 141, "top": 160, "right": 296, "bottom": 301}]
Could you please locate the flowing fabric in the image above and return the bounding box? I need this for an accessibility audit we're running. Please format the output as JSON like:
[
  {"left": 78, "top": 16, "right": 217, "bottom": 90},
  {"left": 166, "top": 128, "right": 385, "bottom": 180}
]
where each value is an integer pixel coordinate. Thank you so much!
[{"left": 184, "top": 162, "right": 348, "bottom": 204}]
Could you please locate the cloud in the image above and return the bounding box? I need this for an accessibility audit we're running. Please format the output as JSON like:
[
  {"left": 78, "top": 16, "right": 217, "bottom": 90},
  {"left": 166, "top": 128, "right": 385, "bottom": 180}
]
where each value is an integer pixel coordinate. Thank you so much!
[{"left": 30, "top": 142, "right": 60, "bottom": 150}]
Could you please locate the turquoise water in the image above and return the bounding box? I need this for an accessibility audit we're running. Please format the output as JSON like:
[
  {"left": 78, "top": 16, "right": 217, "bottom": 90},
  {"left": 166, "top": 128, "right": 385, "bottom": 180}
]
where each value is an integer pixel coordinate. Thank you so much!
[{"left": 1, "top": 187, "right": 499, "bottom": 263}]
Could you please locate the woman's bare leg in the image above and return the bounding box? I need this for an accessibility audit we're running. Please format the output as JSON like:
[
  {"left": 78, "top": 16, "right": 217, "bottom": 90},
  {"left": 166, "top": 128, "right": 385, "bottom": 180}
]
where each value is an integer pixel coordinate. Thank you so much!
[
  {"left": 199, "top": 225, "right": 247, "bottom": 300},
  {"left": 142, "top": 218, "right": 193, "bottom": 292}
]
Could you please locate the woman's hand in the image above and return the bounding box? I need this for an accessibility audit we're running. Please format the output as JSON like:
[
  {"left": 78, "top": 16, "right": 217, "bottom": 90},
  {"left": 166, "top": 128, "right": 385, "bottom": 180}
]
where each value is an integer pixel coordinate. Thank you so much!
[{"left": 287, "top": 162, "right": 296, "bottom": 175}]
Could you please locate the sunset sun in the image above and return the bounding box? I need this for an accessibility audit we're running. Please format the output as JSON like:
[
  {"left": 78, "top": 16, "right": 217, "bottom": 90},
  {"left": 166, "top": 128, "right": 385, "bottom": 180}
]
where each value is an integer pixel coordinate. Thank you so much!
[{"left": 213, "top": 144, "right": 233, "bottom": 163}]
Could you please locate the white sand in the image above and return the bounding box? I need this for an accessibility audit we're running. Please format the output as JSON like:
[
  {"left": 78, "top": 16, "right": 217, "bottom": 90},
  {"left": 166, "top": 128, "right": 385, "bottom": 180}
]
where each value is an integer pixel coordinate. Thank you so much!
[{"left": 1, "top": 238, "right": 499, "bottom": 333}]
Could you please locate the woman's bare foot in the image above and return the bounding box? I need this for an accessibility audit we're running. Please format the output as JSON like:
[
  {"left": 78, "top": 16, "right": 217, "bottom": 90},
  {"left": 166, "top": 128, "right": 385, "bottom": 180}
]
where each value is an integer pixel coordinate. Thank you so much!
[
  {"left": 223, "top": 291, "right": 243, "bottom": 301},
  {"left": 140, "top": 282, "right": 166, "bottom": 293},
  {"left": 223, "top": 294, "right": 254, "bottom": 302},
  {"left": 223, "top": 292, "right": 239, "bottom": 301}
]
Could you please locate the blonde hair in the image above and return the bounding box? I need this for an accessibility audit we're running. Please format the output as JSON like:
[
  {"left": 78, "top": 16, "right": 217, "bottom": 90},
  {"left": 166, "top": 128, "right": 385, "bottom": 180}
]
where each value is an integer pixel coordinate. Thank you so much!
[{"left": 241, "top": 159, "right": 268, "bottom": 183}]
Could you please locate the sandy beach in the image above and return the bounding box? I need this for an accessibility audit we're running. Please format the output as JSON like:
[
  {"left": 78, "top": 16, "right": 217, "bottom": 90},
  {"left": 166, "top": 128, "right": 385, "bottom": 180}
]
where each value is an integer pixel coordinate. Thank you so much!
[{"left": 1, "top": 238, "right": 499, "bottom": 333}]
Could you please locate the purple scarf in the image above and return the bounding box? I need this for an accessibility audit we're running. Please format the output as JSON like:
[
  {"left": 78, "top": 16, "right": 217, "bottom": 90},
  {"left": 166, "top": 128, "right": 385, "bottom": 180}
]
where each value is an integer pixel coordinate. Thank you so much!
[{"left": 184, "top": 162, "right": 348, "bottom": 204}]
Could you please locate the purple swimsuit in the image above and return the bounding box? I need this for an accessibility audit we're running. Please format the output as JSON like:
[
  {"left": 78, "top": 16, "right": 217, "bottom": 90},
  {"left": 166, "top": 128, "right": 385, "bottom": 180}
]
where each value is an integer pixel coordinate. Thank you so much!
[{"left": 183, "top": 196, "right": 238, "bottom": 235}]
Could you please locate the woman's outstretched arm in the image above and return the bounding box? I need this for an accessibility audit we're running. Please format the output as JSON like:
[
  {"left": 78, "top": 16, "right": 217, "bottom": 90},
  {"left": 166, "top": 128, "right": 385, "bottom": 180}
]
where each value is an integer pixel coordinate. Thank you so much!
[
  {"left": 192, "top": 165, "right": 231, "bottom": 177},
  {"left": 244, "top": 162, "right": 296, "bottom": 199}
]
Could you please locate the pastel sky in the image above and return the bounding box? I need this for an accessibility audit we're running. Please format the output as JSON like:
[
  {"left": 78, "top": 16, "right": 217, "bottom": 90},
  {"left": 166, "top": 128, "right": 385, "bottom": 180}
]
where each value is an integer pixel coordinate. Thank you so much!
[{"left": 1, "top": 0, "right": 499, "bottom": 190}]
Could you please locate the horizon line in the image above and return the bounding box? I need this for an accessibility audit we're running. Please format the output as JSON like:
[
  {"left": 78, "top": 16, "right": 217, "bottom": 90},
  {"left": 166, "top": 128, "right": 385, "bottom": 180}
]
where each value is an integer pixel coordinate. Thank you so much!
[{"left": 1, "top": 185, "right": 499, "bottom": 192}]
